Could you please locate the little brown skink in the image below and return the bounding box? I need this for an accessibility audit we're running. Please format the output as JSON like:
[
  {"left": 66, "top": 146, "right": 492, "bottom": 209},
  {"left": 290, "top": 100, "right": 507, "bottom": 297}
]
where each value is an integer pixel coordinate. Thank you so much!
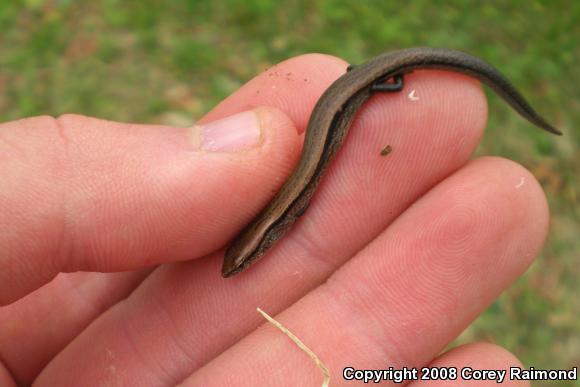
[{"left": 222, "top": 47, "right": 561, "bottom": 277}]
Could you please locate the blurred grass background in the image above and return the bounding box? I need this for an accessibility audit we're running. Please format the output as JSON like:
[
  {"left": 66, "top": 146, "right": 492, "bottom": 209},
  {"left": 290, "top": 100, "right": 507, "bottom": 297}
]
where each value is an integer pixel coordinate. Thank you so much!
[{"left": 0, "top": 1, "right": 577, "bottom": 384}]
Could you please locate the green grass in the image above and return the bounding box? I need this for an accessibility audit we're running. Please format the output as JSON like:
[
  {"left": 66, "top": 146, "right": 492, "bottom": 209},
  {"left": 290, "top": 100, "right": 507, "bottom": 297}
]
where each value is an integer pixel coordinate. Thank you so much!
[{"left": 1, "top": 1, "right": 578, "bottom": 385}]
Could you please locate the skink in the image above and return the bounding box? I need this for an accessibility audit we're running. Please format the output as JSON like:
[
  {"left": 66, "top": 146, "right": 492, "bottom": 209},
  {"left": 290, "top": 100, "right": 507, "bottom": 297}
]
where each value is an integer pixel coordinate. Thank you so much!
[{"left": 222, "top": 47, "right": 562, "bottom": 277}]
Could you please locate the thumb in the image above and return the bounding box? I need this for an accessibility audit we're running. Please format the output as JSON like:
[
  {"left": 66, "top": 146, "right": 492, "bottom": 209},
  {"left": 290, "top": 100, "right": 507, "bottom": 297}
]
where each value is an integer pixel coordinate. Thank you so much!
[{"left": 0, "top": 107, "right": 300, "bottom": 305}]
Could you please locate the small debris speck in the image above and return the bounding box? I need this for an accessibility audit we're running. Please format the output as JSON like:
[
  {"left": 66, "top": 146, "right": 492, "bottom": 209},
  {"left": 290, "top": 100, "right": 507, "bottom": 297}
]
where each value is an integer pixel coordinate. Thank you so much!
[
  {"left": 380, "top": 145, "right": 392, "bottom": 156},
  {"left": 408, "top": 90, "right": 419, "bottom": 101}
]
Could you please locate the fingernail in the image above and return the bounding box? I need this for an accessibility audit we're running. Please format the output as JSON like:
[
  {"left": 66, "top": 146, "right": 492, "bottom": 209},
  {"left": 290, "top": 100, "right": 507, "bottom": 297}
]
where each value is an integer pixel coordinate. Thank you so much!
[{"left": 195, "top": 110, "right": 261, "bottom": 152}]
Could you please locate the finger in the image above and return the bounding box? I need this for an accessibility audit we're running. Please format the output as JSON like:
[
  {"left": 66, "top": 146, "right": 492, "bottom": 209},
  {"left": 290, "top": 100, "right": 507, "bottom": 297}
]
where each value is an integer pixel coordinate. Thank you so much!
[
  {"left": 34, "top": 60, "right": 491, "bottom": 385},
  {"left": 1, "top": 53, "right": 339, "bottom": 383},
  {"left": 0, "top": 270, "right": 149, "bottom": 385},
  {"left": 0, "top": 363, "right": 16, "bottom": 387},
  {"left": 183, "top": 157, "right": 549, "bottom": 386},
  {"left": 0, "top": 106, "right": 300, "bottom": 305},
  {"left": 199, "top": 53, "right": 344, "bottom": 132},
  {"left": 408, "top": 343, "right": 528, "bottom": 386}
]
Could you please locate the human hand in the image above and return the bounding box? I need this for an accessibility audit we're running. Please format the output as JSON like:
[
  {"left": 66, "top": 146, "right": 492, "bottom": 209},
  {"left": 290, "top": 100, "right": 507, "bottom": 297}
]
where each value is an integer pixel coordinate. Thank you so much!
[{"left": 0, "top": 54, "right": 548, "bottom": 386}]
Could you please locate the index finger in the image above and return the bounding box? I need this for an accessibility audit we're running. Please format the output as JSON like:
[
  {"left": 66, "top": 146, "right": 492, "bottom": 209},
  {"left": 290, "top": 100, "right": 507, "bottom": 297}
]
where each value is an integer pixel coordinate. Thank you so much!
[{"left": 0, "top": 53, "right": 341, "bottom": 384}]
